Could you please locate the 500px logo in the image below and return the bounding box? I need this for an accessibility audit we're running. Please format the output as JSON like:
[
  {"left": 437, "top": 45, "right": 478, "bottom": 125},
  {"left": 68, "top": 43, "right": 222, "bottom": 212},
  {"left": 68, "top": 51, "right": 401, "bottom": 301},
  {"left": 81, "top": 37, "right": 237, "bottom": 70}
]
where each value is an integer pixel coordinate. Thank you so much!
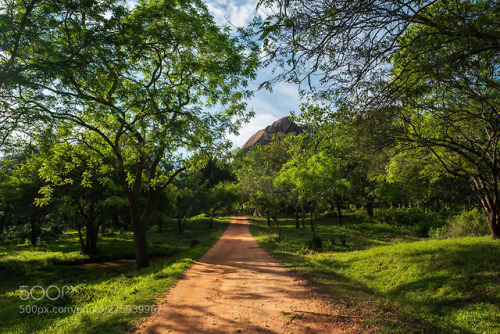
[{"left": 19, "top": 285, "right": 78, "bottom": 301}]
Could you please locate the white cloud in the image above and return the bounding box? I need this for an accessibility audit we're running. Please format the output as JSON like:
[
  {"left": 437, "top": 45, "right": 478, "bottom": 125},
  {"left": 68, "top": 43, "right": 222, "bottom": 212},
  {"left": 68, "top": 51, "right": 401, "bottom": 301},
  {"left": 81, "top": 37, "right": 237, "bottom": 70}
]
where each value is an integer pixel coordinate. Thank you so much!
[
  {"left": 206, "top": 2, "right": 227, "bottom": 26},
  {"left": 125, "top": 0, "right": 137, "bottom": 10},
  {"left": 127, "top": 1, "right": 137, "bottom": 10},
  {"left": 227, "top": 1, "right": 256, "bottom": 27},
  {"left": 206, "top": 0, "right": 258, "bottom": 28}
]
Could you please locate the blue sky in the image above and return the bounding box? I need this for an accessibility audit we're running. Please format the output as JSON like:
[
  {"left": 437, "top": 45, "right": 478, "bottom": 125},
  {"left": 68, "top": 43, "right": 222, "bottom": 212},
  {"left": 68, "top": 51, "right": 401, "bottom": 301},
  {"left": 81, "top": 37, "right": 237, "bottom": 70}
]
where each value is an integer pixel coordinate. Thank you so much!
[{"left": 204, "top": 0, "right": 302, "bottom": 148}]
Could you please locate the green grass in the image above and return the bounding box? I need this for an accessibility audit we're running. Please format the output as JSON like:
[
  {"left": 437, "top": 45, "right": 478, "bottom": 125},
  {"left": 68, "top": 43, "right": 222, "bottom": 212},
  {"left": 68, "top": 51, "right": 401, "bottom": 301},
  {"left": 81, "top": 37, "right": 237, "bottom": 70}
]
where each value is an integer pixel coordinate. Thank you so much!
[
  {"left": 250, "top": 215, "right": 500, "bottom": 333},
  {"left": 0, "top": 216, "right": 229, "bottom": 334}
]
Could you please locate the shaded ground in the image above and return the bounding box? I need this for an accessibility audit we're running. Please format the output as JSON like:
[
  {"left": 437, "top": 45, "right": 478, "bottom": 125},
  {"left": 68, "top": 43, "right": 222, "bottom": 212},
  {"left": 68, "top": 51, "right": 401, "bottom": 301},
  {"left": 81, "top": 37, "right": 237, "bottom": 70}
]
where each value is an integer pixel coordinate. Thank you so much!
[
  {"left": 135, "top": 217, "right": 361, "bottom": 334},
  {"left": 81, "top": 256, "right": 167, "bottom": 268}
]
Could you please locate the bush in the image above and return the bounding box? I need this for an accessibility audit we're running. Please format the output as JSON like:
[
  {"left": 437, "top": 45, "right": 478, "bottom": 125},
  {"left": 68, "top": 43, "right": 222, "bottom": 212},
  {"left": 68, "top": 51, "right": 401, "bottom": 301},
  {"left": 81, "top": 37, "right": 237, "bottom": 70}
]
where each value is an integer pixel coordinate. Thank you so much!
[
  {"left": 312, "top": 236, "right": 322, "bottom": 250},
  {"left": 0, "top": 224, "right": 30, "bottom": 242},
  {"left": 376, "top": 208, "right": 447, "bottom": 237},
  {"left": 446, "top": 209, "right": 489, "bottom": 237},
  {"left": 412, "top": 216, "right": 445, "bottom": 237},
  {"left": 39, "top": 229, "right": 61, "bottom": 243},
  {"left": 351, "top": 208, "right": 370, "bottom": 221},
  {"left": 0, "top": 223, "right": 63, "bottom": 243},
  {"left": 428, "top": 225, "right": 448, "bottom": 239},
  {"left": 304, "top": 236, "right": 322, "bottom": 251},
  {"left": 260, "top": 233, "right": 279, "bottom": 246}
]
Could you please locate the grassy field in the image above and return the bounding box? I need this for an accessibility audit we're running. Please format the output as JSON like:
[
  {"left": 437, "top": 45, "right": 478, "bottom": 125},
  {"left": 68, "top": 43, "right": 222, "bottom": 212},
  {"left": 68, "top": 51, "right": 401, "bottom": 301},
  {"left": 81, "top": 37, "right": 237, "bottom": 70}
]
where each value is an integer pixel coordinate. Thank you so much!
[
  {"left": 249, "top": 215, "right": 500, "bottom": 333},
  {"left": 0, "top": 216, "right": 229, "bottom": 334}
]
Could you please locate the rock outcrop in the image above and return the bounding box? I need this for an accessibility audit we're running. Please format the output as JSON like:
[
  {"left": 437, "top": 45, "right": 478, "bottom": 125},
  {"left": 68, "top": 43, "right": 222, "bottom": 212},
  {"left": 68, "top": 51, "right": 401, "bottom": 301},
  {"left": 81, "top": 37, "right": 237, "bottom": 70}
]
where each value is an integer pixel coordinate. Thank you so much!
[{"left": 241, "top": 116, "right": 304, "bottom": 152}]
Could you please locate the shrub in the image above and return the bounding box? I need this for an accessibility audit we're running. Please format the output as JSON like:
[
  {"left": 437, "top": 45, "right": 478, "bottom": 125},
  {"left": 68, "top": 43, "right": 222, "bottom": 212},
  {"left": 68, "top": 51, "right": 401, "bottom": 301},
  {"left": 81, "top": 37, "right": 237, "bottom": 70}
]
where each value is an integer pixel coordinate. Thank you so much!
[
  {"left": 261, "top": 233, "right": 279, "bottom": 246},
  {"left": 39, "top": 228, "right": 61, "bottom": 243},
  {"left": 312, "top": 236, "right": 322, "bottom": 250},
  {"left": 0, "top": 223, "right": 64, "bottom": 243},
  {"left": 446, "top": 209, "right": 489, "bottom": 237},
  {"left": 304, "top": 236, "right": 322, "bottom": 251},
  {"left": 0, "top": 224, "right": 30, "bottom": 242},
  {"left": 351, "top": 208, "right": 370, "bottom": 221},
  {"left": 428, "top": 225, "right": 448, "bottom": 239},
  {"left": 412, "top": 216, "right": 445, "bottom": 237},
  {"left": 376, "top": 208, "right": 447, "bottom": 237}
]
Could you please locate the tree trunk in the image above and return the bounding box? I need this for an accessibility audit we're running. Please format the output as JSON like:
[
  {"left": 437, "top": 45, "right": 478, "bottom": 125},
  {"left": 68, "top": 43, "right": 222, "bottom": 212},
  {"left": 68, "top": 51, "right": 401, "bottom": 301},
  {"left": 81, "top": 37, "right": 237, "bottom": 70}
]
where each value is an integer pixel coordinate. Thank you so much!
[
  {"left": 76, "top": 225, "right": 85, "bottom": 251},
  {"left": 132, "top": 218, "right": 149, "bottom": 269},
  {"left": 366, "top": 196, "right": 374, "bottom": 219},
  {"left": 85, "top": 220, "right": 91, "bottom": 253},
  {"left": 301, "top": 203, "right": 306, "bottom": 228},
  {"left": 75, "top": 213, "right": 86, "bottom": 252},
  {"left": 29, "top": 212, "right": 41, "bottom": 246},
  {"left": 129, "top": 198, "right": 149, "bottom": 269},
  {"left": 0, "top": 206, "right": 9, "bottom": 234},
  {"left": 476, "top": 183, "right": 500, "bottom": 240},
  {"left": 86, "top": 224, "right": 93, "bottom": 253},
  {"left": 210, "top": 209, "right": 215, "bottom": 229},
  {"left": 337, "top": 202, "right": 342, "bottom": 226},
  {"left": 85, "top": 219, "right": 100, "bottom": 254},
  {"left": 295, "top": 205, "right": 300, "bottom": 229},
  {"left": 266, "top": 211, "right": 271, "bottom": 226},
  {"left": 177, "top": 218, "right": 183, "bottom": 234},
  {"left": 273, "top": 214, "right": 281, "bottom": 241},
  {"left": 487, "top": 210, "right": 500, "bottom": 240},
  {"left": 310, "top": 211, "right": 315, "bottom": 238}
]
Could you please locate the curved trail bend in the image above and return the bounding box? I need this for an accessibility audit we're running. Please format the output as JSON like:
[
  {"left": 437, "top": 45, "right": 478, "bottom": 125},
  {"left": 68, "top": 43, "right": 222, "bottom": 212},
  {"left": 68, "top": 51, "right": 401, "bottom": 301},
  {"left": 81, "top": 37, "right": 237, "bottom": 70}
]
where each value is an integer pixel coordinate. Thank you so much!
[{"left": 135, "top": 217, "right": 351, "bottom": 333}]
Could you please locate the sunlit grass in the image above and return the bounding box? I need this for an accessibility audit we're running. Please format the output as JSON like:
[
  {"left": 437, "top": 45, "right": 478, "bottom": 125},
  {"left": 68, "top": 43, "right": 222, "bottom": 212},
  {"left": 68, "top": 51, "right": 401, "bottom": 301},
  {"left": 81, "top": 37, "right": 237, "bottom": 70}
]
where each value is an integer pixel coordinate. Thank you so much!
[
  {"left": 0, "top": 216, "right": 229, "bottom": 334},
  {"left": 250, "top": 215, "right": 500, "bottom": 333}
]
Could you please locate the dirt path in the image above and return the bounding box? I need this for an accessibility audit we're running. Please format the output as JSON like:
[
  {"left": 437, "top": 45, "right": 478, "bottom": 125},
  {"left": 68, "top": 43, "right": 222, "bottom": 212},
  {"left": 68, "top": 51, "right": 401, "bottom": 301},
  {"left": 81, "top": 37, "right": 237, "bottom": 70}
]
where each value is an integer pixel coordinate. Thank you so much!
[{"left": 134, "top": 217, "right": 353, "bottom": 333}]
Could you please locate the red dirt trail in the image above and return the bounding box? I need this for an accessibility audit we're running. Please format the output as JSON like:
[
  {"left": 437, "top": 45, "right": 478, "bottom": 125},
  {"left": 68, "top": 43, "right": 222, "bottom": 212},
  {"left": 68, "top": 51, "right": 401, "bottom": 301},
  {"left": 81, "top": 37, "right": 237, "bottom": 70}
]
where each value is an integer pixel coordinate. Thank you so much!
[{"left": 134, "top": 217, "right": 356, "bottom": 333}]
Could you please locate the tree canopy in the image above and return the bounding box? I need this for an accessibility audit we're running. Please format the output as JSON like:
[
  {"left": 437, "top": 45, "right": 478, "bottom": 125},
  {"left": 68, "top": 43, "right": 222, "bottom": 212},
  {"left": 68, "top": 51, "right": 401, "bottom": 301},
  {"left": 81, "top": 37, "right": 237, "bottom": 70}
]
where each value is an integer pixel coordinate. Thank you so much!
[
  {"left": 1, "top": 0, "right": 259, "bottom": 267},
  {"left": 256, "top": 0, "right": 500, "bottom": 239}
]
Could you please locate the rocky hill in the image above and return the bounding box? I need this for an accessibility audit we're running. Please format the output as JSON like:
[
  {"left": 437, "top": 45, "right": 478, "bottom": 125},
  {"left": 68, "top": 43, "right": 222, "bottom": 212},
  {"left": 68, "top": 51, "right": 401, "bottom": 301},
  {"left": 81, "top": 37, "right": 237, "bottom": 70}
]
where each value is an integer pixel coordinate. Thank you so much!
[{"left": 241, "top": 116, "right": 304, "bottom": 152}]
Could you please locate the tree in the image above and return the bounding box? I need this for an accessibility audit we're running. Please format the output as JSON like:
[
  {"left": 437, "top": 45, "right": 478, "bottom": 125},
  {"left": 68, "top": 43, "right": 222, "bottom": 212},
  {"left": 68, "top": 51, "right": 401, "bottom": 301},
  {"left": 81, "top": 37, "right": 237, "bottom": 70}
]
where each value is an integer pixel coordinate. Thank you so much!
[
  {"left": 0, "top": 156, "right": 16, "bottom": 234},
  {"left": 256, "top": 0, "right": 500, "bottom": 106},
  {"left": 171, "top": 167, "right": 211, "bottom": 234},
  {"left": 5, "top": 148, "right": 51, "bottom": 246},
  {"left": 381, "top": 148, "right": 476, "bottom": 211},
  {"left": 173, "top": 185, "right": 193, "bottom": 234},
  {"left": 207, "top": 182, "right": 240, "bottom": 228},
  {"left": 387, "top": 13, "right": 500, "bottom": 238},
  {"left": 274, "top": 147, "right": 317, "bottom": 233},
  {"left": 151, "top": 186, "right": 177, "bottom": 233},
  {"left": 235, "top": 133, "right": 291, "bottom": 229},
  {"left": 35, "top": 138, "right": 126, "bottom": 253},
  {"left": 276, "top": 137, "right": 350, "bottom": 235},
  {"left": 199, "top": 158, "right": 236, "bottom": 190},
  {"left": 5, "top": 0, "right": 259, "bottom": 268},
  {"left": 0, "top": 0, "right": 120, "bottom": 146},
  {"left": 258, "top": 0, "right": 500, "bottom": 239}
]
